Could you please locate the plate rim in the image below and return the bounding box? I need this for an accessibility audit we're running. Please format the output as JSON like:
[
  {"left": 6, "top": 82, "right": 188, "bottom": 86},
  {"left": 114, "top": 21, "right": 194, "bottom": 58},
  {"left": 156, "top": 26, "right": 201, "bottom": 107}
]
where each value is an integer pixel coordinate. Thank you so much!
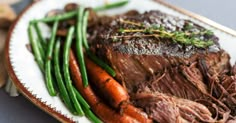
[
  {"left": 155, "top": 0, "right": 236, "bottom": 37},
  {"left": 4, "top": 1, "right": 73, "bottom": 123},
  {"left": 4, "top": 0, "right": 236, "bottom": 123}
]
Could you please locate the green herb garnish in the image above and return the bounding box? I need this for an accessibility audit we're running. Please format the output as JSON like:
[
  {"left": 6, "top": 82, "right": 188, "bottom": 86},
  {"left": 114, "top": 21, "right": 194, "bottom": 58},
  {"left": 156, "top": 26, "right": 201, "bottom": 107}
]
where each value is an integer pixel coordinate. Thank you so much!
[
  {"left": 119, "top": 28, "right": 125, "bottom": 33},
  {"left": 184, "top": 22, "right": 194, "bottom": 30},
  {"left": 117, "top": 20, "right": 214, "bottom": 48},
  {"left": 203, "top": 30, "right": 214, "bottom": 36}
]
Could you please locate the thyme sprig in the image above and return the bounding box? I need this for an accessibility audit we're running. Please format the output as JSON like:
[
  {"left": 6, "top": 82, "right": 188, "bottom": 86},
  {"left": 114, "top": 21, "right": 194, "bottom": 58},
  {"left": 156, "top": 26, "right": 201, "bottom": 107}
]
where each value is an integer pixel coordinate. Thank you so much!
[
  {"left": 116, "top": 19, "right": 214, "bottom": 48},
  {"left": 119, "top": 19, "right": 144, "bottom": 27}
]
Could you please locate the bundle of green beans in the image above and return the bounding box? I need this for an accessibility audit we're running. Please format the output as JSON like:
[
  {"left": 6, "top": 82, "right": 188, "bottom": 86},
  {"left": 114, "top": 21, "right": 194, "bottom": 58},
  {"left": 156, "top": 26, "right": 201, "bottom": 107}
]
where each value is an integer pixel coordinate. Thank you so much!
[
  {"left": 27, "top": 0, "right": 129, "bottom": 122},
  {"left": 37, "top": 0, "right": 129, "bottom": 23}
]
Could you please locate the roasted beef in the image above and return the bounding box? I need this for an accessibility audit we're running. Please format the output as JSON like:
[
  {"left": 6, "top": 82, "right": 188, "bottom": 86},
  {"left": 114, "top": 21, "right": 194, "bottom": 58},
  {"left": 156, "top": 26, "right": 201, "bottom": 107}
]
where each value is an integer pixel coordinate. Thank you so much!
[
  {"left": 133, "top": 92, "right": 217, "bottom": 123},
  {"left": 88, "top": 10, "right": 236, "bottom": 122}
]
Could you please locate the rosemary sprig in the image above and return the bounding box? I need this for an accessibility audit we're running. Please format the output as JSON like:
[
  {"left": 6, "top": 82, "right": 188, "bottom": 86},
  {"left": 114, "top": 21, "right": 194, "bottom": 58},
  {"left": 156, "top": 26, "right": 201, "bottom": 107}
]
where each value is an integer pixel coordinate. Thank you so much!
[{"left": 117, "top": 20, "right": 214, "bottom": 48}]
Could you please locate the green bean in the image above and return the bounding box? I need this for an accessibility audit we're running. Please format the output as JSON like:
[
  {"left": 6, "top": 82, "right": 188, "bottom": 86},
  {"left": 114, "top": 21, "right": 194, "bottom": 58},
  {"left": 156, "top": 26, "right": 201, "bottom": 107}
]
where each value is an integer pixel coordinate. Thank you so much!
[
  {"left": 84, "top": 108, "right": 102, "bottom": 123},
  {"left": 36, "top": 38, "right": 45, "bottom": 61},
  {"left": 76, "top": 7, "right": 89, "bottom": 87},
  {"left": 73, "top": 87, "right": 90, "bottom": 109},
  {"left": 54, "top": 41, "right": 75, "bottom": 113},
  {"left": 82, "top": 10, "right": 89, "bottom": 50},
  {"left": 45, "top": 21, "right": 59, "bottom": 96},
  {"left": 87, "top": 51, "right": 116, "bottom": 77},
  {"left": 93, "top": 0, "right": 129, "bottom": 11},
  {"left": 36, "top": 11, "right": 77, "bottom": 23},
  {"left": 31, "top": 22, "right": 45, "bottom": 61},
  {"left": 34, "top": 0, "right": 129, "bottom": 23},
  {"left": 28, "top": 23, "right": 44, "bottom": 72},
  {"left": 63, "top": 26, "right": 84, "bottom": 115},
  {"left": 33, "top": 22, "right": 46, "bottom": 48}
]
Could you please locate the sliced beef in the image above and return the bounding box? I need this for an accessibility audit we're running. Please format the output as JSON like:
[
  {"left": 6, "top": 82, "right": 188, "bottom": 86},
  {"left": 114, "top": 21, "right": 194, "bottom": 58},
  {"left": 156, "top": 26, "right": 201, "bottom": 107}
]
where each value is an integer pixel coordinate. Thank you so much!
[
  {"left": 88, "top": 10, "right": 236, "bottom": 122},
  {"left": 133, "top": 92, "right": 220, "bottom": 123},
  {"left": 89, "top": 10, "right": 225, "bottom": 93}
]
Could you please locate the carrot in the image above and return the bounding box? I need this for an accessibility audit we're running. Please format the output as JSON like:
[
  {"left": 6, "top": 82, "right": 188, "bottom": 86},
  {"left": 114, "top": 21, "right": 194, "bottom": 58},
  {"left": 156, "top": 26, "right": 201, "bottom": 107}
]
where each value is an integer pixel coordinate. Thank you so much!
[
  {"left": 84, "top": 56, "right": 129, "bottom": 108},
  {"left": 120, "top": 102, "right": 152, "bottom": 123},
  {"left": 69, "top": 50, "right": 138, "bottom": 123}
]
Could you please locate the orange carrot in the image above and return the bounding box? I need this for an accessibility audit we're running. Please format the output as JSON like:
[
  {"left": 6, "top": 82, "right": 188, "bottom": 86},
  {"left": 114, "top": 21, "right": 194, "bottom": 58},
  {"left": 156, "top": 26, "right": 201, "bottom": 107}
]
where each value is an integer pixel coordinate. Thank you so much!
[
  {"left": 69, "top": 50, "right": 138, "bottom": 123},
  {"left": 121, "top": 102, "right": 152, "bottom": 123},
  {"left": 85, "top": 56, "right": 129, "bottom": 108}
]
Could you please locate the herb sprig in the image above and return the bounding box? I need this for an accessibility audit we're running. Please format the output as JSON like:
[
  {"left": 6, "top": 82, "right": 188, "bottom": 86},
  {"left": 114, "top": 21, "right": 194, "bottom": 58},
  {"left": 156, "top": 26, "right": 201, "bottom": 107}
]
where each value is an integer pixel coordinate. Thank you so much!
[{"left": 116, "top": 20, "right": 214, "bottom": 48}]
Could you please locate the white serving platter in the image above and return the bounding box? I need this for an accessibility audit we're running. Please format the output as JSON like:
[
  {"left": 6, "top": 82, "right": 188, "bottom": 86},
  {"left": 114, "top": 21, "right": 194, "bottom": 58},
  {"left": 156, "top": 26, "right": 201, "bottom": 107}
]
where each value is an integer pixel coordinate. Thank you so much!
[{"left": 5, "top": 0, "right": 236, "bottom": 122}]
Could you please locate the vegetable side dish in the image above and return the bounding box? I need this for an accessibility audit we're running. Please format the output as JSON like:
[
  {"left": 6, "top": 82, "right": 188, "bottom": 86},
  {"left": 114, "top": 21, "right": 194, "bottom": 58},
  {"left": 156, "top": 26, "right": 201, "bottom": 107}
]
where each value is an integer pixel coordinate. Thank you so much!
[{"left": 27, "top": 1, "right": 236, "bottom": 123}]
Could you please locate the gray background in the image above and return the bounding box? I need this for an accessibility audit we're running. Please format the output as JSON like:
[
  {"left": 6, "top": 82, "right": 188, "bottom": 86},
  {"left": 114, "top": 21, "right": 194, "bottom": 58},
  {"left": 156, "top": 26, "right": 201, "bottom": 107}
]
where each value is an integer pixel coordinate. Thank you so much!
[{"left": 1, "top": 0, "right": 236, "bottom": 123}]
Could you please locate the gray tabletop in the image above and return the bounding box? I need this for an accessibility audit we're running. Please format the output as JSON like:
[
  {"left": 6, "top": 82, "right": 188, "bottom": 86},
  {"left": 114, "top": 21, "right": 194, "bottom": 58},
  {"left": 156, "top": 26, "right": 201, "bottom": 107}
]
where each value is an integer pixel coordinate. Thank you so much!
[{"left": 1, "top": 0, "right": 236, "bottom": 123}]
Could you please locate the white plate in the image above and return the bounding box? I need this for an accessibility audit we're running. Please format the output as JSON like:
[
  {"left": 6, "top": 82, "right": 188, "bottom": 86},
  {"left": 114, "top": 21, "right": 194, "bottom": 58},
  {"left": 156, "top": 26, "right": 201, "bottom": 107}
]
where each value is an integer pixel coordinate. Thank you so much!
[{"left": 5, "top": 0, "right": 236, "bottom": 122}]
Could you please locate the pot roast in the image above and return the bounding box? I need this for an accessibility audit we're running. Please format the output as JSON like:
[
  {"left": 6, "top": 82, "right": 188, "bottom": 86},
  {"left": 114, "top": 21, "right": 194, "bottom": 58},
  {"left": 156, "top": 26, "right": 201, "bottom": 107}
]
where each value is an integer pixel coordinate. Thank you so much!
[{"left": 88, "top": 10, "right": 236, "bottom": 123}]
